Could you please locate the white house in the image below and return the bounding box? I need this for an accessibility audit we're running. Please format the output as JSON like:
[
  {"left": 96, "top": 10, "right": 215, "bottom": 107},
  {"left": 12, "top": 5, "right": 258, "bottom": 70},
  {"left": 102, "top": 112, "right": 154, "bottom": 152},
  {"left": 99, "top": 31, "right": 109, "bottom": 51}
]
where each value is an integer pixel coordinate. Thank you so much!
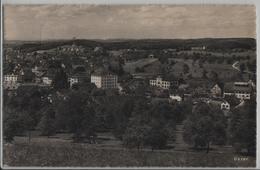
[
  {"left": 68, "top": 77, "right": 79, "bottom": 87},
  {"left": 4, "top": 74, "right": 19, "bottom": 90},
  {"left": 208, "top": 99, "right": 230, "bottom": 111},
  {"left": 42, "top": 77, "right": 53, "bottom": 86},
  {"left": 169, "top": 94, "right": 182, "bottom": 102},
  {"left": 223, "top": 81, "right": 252, "bottom": 100},
  {"left": 221, "top": 102, "right": 230, "bottom": 110},
  {"left": 150, "top": 76, "right": 171, "bottom": 89},
  {"left": 91, "top": 73, "right": 118, "bottom": 89}
]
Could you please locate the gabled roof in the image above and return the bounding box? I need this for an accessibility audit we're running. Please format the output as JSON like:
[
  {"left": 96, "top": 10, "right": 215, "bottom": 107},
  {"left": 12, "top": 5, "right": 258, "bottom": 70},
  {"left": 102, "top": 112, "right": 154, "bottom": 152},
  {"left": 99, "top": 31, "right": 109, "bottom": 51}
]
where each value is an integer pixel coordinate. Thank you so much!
[
  {"left": 212, "top": 82, "right": 224, "bottom": 90},
  {"left": 224, "top": 82, "right": 252, "bottom": 93},
  {"left": 92, "top": 67, "right": 115, "bottom": 76}
]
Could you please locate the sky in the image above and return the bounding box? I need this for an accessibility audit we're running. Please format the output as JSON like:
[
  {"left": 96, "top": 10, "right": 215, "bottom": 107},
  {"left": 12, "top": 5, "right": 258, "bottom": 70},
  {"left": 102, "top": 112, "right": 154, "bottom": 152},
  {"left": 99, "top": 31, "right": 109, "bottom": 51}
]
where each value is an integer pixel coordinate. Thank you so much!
[{"left": 3, "top": 5, "right": 256, "bottom": 40}]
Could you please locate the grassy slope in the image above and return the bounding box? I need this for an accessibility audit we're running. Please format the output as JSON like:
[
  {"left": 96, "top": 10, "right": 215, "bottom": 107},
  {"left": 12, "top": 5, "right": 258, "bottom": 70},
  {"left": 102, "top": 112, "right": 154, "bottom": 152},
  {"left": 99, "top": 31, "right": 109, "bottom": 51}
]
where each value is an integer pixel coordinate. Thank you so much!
[{"left": 3, "top": 143, "right": 256, "bottom": 167}]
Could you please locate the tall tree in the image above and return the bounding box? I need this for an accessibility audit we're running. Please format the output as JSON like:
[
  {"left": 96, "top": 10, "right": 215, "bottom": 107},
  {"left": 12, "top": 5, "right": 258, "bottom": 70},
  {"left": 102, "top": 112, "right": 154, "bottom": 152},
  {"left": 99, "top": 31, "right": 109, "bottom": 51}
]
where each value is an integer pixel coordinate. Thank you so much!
[
  {"left": 55, "top": 91, "right": 96, "bottom": 142},
  {"left": 183, "top": 102, "right": 227, "bottom": 153},
  {"left": 183, "top": 64, "right": 190, "bottom": 74},
  {"left": 37, "top": 107, "right": 56, "bottom": 137},
  {"left": 52, "top": 69, "right": 69, "bottom": 90},
  {"left": 239, "top": 63, "right": 246, "bottom": 73},
  {"left": 3, "top": 108, "right": 25, "bottom": 142},
  {"left": 230, "top": 98, "right": 256, "bottom": 155}
]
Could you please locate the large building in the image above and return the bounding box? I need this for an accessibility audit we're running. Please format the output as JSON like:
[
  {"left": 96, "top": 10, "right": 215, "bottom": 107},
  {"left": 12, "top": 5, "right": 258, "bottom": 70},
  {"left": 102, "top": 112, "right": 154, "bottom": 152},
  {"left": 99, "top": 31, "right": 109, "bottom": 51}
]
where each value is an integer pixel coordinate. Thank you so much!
[
  {"left": 191, "top": 46, "right": 206, "bottom": 51},
  {"left": 223, "top": 81, "right": 253, "bottom": 100},
  {"left": 4, "top": 74, "right": 19, "bottom": 90},
  {"left": 150, "top": 76, "right": 171, "bottom": 89},
  {"left": 91, "top": 73, "right": 118, "bottom": 89}
]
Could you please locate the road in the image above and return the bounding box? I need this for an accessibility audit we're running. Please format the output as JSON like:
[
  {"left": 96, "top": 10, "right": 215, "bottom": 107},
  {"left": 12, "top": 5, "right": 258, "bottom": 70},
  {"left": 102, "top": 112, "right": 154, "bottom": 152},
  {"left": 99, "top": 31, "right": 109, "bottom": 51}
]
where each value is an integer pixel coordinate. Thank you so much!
[
  {"left": 232, "top": 61, "right": 240, "bottom": 72},
  {"left": 232, "top": 61, "right": 255, "bottom": 75}
]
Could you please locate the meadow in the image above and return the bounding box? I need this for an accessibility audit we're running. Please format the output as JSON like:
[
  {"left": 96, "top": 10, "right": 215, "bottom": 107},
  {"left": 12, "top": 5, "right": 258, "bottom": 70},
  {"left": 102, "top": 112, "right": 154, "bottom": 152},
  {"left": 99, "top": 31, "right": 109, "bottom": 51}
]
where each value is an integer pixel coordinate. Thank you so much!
[{"left": 3, "top": 139, "right": 256, "bottom": 167}]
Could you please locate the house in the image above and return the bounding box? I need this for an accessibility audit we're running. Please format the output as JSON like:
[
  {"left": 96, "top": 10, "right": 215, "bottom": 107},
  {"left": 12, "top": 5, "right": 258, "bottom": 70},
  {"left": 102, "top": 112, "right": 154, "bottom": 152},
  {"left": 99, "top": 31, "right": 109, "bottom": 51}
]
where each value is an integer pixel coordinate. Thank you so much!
[
  {"left": 211, "top": 83, "right": 223, "bottom": 97},
  {"left": 169, "top": 94, "right": 182, "bottom": 102},
  {"left": 68, "top": 76, "right": 79, "bottom": 87},
  {"left": 224, "top": 95, "right": 241, "bottom": 108},
  {"left": 42, "top": 76, "right": 53, "bottom": 86},
  {"left": 221, "top": 102, "right": 230, "bottom": 110},
  {"left": 191, "top": 46, "right": 206, "bottom": 51},
  {"left": 3, "top": 74, "right": 19, "bottom": 90},
  {"left": 150, "top": 76, "right": 171, "bottom": 89},
  {"left": 223, "top": 81, "right": 253, "bottom": 100},
  {"left": 207, "top": 98, "right": 230, "bottom": 111},
  {"left": 91, "top": 70, "right": 118, "bottom": 89}
]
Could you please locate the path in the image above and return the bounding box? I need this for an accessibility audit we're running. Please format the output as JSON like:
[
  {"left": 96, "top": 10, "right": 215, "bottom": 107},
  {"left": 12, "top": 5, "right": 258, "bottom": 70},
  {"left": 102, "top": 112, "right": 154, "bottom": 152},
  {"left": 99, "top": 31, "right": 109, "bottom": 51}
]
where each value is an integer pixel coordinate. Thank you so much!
[
  {"left": 232, "top": 61, "right": 240, "bottom": 72},
  {"left": 174, "top": 123, "right": 190, "bottom": 151}
]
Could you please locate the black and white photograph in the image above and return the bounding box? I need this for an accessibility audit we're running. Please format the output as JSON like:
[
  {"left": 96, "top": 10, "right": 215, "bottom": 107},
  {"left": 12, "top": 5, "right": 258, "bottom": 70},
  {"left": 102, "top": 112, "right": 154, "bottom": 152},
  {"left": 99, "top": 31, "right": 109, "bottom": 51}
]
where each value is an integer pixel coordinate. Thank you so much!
[{"left": 1, "top": 3, "right": 257, "bottom": 168}]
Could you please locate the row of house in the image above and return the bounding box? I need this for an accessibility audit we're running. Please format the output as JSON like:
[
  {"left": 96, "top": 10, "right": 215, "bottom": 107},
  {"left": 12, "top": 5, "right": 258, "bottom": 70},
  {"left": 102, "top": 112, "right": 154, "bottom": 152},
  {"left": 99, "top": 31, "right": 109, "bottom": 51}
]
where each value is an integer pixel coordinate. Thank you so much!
[
  {"left": 211, "top": 81, "right": 254, "bottom": 100},
  {"left": 148, "top": 75, "right": 255, "bottom": 111},
  {"left": 4, "top": 71, "right": 119, "bottom": 91},
  {"left": 150, "top": 75, "right": 254, "bottom": 101}
]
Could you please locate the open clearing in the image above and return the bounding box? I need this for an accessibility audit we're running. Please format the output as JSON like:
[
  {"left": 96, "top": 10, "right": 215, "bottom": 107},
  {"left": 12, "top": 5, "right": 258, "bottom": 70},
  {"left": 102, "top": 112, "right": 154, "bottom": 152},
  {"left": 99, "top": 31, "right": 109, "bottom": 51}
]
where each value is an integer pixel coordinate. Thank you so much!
[
  {"left": 3, "top": 135, "right": 256, "bottom": 167},
  {"left": 3, "top": 142, "right": 255, "bottom": 167},
  {"left": 123, "top": 58, "right": 158, "bottom": 73}
]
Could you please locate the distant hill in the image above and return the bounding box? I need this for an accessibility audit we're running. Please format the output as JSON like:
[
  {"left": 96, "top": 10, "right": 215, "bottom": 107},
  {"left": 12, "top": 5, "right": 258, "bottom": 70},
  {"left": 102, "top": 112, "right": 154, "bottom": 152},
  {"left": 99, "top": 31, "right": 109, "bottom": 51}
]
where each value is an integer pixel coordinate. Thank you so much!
[{"left": 4, "top": 38, "right": 256, "bottom": 52}]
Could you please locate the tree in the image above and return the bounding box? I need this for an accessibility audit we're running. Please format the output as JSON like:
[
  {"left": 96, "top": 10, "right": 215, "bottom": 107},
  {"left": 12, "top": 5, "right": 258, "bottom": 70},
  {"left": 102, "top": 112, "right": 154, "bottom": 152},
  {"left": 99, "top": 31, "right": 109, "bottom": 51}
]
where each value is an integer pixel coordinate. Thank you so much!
[
  {"left": 3, "top": 109, "right": 25, "bottom": 142},
  {"left": 123, "top": 116, "right": 151, "bottom": 150},
  {"left": 247, "top": 59, "right": 256, "bottom": 73},
  {"left": 111, "top": 97, "right": 134, "bottom": 139},
  {"left": 145, "top": 119, "right": 169, "bottom": 150},
  {"left": 123, "top": 101, "right": 171, "bottom": 150},
  {"left": 183, "top": 102, "right": 227, "bottom": 153},
  {"left": 135, "top": 67, "right": 144, "bottom": 73},
  {"left": 202, "top": 69, "right": 208, "bottom": 79},
  {"left": 230, "top": 99, "right": 256, "bottom": 155},
  {"left": 183, "top": 64, "right": 190, "bottom": 74},
  {"left": 5, "top": 85, "right": 46, "bottom": 143},
  {"left": 123, "top": 99, "right": 151, "bottom": 149},
  {"left": 208, "top": 71, "right": 219, "bottom": 83},
  {"left": 239, "top": 63, "right": 246, "bottom": 73},
  {"left": 52, "top": 69, "right": 69, "bottom": 90},
  {"left": 37, "top": 107, "right": 56, "bottom": 137},
  {"left": 55, "top": 91, "right": 96, "bottom": 142}
]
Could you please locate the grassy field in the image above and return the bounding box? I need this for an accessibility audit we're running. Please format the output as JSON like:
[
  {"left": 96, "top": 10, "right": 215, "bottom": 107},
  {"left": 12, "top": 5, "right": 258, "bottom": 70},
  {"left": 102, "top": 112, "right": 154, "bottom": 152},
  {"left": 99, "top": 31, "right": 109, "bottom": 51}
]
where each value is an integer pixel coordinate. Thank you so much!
[
  {"left": 3, "top": 142, "right": 256, "bottom": 167},
  {"left": 168, "top": 58, "right": 240, "bottom": 81},
  {"left": 123, "top": 58, "right": 158, "bottom": 73}
]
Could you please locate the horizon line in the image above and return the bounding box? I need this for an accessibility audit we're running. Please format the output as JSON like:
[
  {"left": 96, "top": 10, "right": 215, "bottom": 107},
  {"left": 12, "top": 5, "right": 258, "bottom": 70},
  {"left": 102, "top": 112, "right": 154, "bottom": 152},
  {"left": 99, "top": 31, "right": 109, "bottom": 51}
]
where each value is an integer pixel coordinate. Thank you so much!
[{"left": 4, "top": 37, "right": 256, "bottom": 42}]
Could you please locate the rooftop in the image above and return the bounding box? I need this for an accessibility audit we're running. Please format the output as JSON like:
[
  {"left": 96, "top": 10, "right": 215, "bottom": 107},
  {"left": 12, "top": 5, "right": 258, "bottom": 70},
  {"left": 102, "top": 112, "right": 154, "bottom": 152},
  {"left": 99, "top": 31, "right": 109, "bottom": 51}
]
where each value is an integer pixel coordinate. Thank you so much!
[{"left": 224, "top": 82, "right": 252, "bottom": 93}]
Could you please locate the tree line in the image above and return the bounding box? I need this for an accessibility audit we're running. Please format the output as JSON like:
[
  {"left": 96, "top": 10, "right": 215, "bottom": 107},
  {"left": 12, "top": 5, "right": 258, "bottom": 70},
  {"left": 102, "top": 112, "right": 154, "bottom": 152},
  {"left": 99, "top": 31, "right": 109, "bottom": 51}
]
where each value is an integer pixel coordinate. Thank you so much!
[{"left": 3, "top": 74, "right": 256, "bottom": 155}]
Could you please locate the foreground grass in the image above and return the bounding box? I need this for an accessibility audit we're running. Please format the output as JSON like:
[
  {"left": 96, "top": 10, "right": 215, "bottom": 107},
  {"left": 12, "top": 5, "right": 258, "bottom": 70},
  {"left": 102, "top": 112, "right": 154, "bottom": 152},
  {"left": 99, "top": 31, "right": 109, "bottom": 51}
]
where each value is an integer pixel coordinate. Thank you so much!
[{"left": 3, "top": 143, "right": 255, "bottom": 167}]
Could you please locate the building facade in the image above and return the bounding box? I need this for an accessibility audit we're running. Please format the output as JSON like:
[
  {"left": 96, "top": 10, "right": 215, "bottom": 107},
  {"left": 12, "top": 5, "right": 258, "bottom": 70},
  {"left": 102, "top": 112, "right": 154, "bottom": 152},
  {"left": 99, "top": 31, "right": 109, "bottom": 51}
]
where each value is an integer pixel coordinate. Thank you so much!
[
  {"left": 42, "top": 77, "right": 53, "bottom": 86},
  {"left": 223, "top": 81, "right": 252, "bottom": 100},
  {"left": 211, "top": 84, "right": 223, "bottom": 97},
  {"left": 191, "top": 46, "right": 206, "bottom": 51},
  {"left": 169, "top": 94, "right": 182, "bottom": 102},
  {"left": 68, "top": 77, "right": 79, "bottom": 87},
  {"left": 221, "top": 102, "right": 230, "bottom": 110},
  {"left": 91, "top": 73, "right": 118, "bottom": 89},
  {"left": 4, "top": 74, "right": 19, "bottom": 90},
  {"left": 150, "top": 77, "right": 171, "bottom": 89}
]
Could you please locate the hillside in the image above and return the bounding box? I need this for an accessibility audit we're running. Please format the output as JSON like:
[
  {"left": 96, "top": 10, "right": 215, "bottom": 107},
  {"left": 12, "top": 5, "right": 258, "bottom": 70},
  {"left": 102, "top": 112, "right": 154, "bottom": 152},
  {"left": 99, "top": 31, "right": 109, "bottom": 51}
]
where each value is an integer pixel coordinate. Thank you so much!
[{"left": 4, "top": 38, "right": 256, "bottom": 52}]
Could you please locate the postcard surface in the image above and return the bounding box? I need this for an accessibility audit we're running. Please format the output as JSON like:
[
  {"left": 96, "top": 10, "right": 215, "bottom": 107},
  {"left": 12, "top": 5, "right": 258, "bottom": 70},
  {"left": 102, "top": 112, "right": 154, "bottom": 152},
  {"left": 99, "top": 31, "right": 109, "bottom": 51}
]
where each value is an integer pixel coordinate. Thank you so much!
[{"left": 2, "top": 4, "right": 257, "bottom": 168}]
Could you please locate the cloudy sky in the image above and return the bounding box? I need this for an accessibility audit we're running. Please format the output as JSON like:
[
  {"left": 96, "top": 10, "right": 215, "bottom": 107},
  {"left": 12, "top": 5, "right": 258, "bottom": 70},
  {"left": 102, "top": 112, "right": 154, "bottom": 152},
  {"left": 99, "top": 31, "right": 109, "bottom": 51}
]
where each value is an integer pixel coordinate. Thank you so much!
[{"left": 4, "top": 5, "right": 256, "bottom": 40}]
